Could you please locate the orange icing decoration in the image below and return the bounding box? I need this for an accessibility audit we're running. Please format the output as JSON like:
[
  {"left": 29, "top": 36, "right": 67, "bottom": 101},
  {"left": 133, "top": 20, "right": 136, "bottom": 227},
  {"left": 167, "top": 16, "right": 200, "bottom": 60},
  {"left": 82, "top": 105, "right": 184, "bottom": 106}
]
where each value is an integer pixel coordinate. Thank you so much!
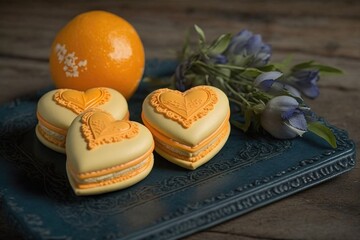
[
  {"left": 81, "top": 110, "right": 139, "bottom": 150},
  {"left": 53, "top": 88, "right": 111, "bottom": 114},
  {"left": 149, "top": 86, "right": 218, "bottom": 128}
]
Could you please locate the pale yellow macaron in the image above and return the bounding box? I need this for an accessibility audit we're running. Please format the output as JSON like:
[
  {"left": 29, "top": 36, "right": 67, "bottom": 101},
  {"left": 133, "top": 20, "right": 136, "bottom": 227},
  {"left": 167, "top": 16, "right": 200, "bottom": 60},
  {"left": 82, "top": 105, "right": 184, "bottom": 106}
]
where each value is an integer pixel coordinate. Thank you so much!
[
  {"left": 141, "top": 85, "right": 231, "bottom": 170},
  {"left": 66, "top": 108, "right": 154, "bottom": 196},
  {"left": 36, "top": 87, "right": 129, "bottom": 153}
]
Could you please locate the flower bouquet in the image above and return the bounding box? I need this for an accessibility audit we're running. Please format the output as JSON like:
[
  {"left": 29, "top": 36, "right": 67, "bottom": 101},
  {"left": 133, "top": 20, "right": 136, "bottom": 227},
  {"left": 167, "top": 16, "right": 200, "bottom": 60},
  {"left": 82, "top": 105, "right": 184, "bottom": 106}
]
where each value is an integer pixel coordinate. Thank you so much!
[{"left": 172, "top": 25, "right": 342, "bottom": 148}]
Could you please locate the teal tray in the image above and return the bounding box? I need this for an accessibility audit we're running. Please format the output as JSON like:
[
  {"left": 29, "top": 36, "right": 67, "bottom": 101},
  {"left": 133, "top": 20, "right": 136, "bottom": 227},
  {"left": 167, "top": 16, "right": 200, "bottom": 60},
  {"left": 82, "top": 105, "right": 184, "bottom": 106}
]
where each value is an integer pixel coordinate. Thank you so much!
[{"left": 0, "top": 59, "right": 356, "bottom": 240}]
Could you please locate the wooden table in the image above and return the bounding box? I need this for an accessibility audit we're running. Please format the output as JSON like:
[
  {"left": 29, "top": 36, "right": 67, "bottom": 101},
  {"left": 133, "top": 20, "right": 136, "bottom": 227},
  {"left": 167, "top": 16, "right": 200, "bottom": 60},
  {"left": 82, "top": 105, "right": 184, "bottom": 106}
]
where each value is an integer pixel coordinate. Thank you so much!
[{"left": 1, "top": 1, "right": 359, "bottom": 239}]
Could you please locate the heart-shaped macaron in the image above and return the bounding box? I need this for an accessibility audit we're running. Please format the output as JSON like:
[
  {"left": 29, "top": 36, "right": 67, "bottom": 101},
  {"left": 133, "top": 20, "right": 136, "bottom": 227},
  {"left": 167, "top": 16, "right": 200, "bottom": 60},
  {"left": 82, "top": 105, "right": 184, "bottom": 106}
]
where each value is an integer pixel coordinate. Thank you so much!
[
  {"left": 142, "top": 85, "right": 231, "bottom": 170},
  {"left": 36, "top": 87, "right": 129, "bottom": 153},
  {"left": 66, "top": 109, "right": 154, "bottom": 196}
]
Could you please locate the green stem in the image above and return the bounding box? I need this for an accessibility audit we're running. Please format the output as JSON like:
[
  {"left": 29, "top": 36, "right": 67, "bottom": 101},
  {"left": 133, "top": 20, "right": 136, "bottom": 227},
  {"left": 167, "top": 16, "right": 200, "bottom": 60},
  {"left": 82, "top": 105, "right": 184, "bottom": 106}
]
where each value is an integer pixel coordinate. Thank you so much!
[
  {"left": 194, "top": 60, "right": 261, "bottom": 107},
  {"left": 223, "top": 82, "right": 251, "bottom": 106},
  {"left": 215, "top": 64, "right": 247, "bottom": 70}
]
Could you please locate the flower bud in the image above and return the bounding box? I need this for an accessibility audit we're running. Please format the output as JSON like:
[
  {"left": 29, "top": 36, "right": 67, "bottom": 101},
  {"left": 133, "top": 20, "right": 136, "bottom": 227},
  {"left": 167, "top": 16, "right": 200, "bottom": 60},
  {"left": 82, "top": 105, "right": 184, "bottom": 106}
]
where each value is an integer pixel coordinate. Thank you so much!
[
  {"left": 254, "top": 71, "right": 301, "bottom": 98},
  {"left": 261, "top": 96, "right": 307, "bottom": 139}
]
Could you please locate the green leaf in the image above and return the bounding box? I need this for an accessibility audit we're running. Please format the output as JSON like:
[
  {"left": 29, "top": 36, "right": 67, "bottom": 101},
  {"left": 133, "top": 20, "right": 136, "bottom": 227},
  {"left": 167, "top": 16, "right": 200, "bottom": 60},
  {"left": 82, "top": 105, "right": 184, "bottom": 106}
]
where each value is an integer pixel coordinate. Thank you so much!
[
  {"left": 208, "top": 33, "right": 232, "bottom": 55},
  {"left": 230, "top": 55, "right": 248, "bottom": 66},
  {"left": 257, "top": 64, "right": 278, "bottom": 72},
  {"left": 242, "top": 109, "right": 253, "bottom": 132},
  {"left": 218, "top": 67, "right": 231, "bottom": 78},
  {"left": 311, "top": 64, "right": 343, "bottom": 74},
  {"left": 241, "top": 68, "right": 263, "bottom": 78},
  {"left": 307, "top": 121, "right": 337, "bottom": 148},
  {"left": 291, "top": 61, "right": 343, "bottom": 74},
  {"left": 291, "top": 61, "right": 315, "bottom": 71},
  {"left": 272, "top": 55, "right": 293, "bottom": 73},
  {"left": 194, "top": 25, "right": 206, "bottom": 45}
]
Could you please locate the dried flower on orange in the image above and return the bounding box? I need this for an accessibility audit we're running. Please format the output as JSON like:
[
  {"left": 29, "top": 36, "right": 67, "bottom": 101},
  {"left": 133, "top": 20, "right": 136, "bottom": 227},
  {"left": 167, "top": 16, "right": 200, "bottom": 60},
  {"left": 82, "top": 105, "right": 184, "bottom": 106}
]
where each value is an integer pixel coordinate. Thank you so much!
[{"left": 49, "top": 11, "right": 145, "bottom": 100}]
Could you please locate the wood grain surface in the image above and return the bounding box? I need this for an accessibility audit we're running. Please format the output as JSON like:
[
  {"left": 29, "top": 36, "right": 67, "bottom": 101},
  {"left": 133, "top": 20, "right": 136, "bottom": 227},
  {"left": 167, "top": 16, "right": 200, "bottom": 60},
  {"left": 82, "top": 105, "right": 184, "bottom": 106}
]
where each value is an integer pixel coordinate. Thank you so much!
[{"left": 1, "top": 0, "right": 359, "bottom": 239}]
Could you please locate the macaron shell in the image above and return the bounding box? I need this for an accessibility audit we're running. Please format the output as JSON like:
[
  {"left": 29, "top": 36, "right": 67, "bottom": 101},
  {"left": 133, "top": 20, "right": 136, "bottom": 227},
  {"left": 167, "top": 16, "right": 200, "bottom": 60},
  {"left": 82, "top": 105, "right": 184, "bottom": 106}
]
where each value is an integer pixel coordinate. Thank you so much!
[
  {"left": 37, "top": 88, "right": 128, "bottom": 130},
  {"left": 141, "top": 86, "right": 229, "bottom": 146}
]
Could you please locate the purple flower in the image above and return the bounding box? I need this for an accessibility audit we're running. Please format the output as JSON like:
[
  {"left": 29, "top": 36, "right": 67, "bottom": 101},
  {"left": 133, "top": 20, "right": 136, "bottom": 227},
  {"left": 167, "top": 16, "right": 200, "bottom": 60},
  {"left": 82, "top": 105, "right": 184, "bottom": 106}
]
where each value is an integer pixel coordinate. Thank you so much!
[
  {"left": 288, "top": 69, "right": 320, "bottom": 99},
  {"left": 261, "top": 96, "right": 308, "bottom": 139},
  {"left": 225, "top": 30, "right": 272, "bottom": 67},
  {"left": 227, "top": 30, "right": 253, "bottom": 54},
  {"left": 254, "top": 71, "right": 301, "bottom": 97}
]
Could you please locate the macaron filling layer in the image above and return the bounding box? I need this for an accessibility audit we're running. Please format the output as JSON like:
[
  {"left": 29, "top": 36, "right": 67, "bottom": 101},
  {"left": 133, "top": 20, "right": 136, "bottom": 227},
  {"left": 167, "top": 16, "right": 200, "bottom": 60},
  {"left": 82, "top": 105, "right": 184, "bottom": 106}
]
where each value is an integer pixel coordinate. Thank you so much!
[
  {"left": 67, "top": 153, "right": 153, "bottom": 189},
  {"left": 155, "top": 123, "right": 230, "bottom": 162},
  {"left": 36, "top": 112, "right": 67, "bottom": 148}
]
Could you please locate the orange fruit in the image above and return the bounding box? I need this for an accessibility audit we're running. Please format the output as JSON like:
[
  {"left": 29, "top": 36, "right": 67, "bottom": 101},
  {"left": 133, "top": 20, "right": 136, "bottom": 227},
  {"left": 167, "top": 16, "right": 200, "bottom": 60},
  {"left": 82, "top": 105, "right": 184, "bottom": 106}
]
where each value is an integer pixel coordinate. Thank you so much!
[{"left": 49, "top": 10, "right": 145, "bottom": 100}]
